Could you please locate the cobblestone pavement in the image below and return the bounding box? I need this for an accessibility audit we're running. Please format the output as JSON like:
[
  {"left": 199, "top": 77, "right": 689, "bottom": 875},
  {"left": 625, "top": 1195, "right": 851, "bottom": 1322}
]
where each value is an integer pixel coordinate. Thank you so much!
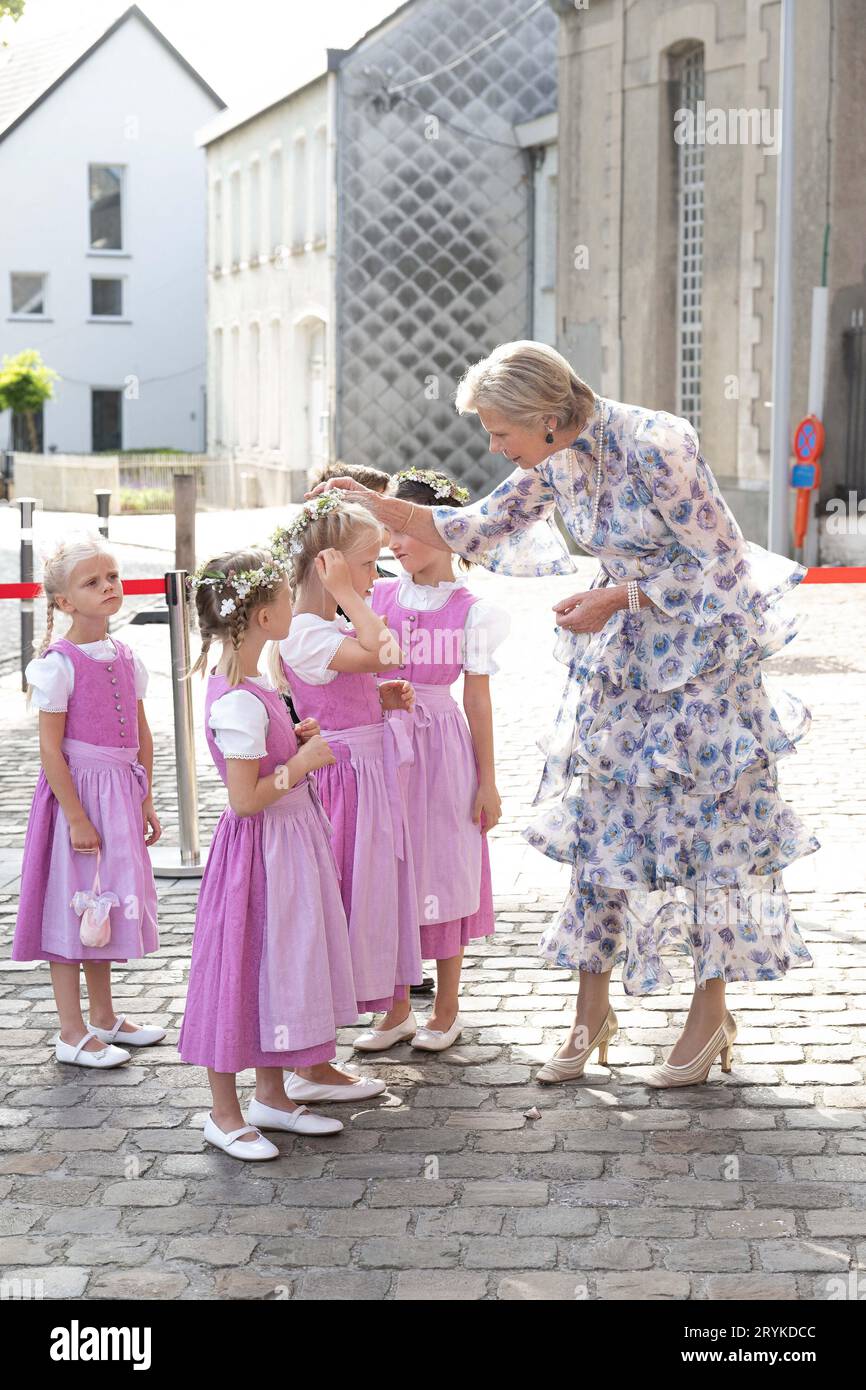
[{"left": 0, "top": 535, "right": 865, "bottom": 1301}]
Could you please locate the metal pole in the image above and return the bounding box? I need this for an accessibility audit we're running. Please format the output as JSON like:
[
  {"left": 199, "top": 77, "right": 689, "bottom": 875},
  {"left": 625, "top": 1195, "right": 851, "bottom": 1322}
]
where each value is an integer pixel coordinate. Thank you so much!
[
  {"left": 803, "top": 285, "right": 828, "bottom": 567},
  {"left": 173, "top": 473, "right": 196, "bottom": 574},
  {"left": 768, "top": 0, "right": 796, "bottom": 557},
  {"left": 149, "top": 570, "right": 203, "bottom": 879},
  {"left": 16, "top": 497, "right": 38, "bottom": 691},
  {"left": 94, "top": 489, "right": 111, "bottom": 539}
]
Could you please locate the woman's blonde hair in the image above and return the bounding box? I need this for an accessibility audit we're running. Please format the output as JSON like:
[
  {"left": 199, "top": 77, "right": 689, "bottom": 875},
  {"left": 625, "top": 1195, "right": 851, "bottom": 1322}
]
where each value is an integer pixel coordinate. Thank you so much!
[
  {"left": 454, "top": 340, "right": 595, "bottom": 434},
  {"left": 280, "top": 498, "right": 384, "bottom": 594},
  {"left": 189, "top": 547, "right": 287, "bottom": 689}
]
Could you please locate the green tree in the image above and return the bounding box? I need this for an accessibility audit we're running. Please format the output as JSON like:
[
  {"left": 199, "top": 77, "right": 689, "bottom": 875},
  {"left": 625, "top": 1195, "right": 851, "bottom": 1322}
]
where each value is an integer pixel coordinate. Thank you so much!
[
  {"left": 0, "top": 349, "right": 59, "bottom": 452},
  {"left": 0, "top": 2, "right": 25, "bottom": 44}
]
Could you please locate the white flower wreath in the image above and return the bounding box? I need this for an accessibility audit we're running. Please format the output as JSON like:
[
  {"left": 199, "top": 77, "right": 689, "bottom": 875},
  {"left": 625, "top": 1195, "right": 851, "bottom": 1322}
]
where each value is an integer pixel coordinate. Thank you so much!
[{"left": 393, "top": 467, "right": 469, "bottom": 503}]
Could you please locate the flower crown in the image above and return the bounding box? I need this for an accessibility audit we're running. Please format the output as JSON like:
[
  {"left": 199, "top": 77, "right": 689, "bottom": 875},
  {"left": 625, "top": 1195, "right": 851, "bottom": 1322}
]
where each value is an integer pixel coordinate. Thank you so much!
[
  {"left": 270, "top": 491, "right": 345, "bottom": 561},
  {"left": 187, "top": 557, "right": 287, "bottom": 618},
  {"left": 393, "top": 467, "right": 469, "bottom": 504}
]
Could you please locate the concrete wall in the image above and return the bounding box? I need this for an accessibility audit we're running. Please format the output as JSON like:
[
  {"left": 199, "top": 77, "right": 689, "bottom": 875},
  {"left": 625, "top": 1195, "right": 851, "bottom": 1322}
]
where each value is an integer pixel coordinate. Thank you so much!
[{"left": 552, "top": 0, "right": 864, "bottom": 559}]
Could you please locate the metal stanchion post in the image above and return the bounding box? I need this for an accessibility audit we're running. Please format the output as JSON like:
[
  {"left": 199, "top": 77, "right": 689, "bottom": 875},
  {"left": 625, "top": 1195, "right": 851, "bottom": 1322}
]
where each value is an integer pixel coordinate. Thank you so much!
[
  {"left": 149, "top": 570, "right": 203, "bottom": 879},
  {"left": 94, "top": 489, "right": 111, "bottom": 539},
  {"left": 16, "top": 497, "right": 39, "bottom": 692}
]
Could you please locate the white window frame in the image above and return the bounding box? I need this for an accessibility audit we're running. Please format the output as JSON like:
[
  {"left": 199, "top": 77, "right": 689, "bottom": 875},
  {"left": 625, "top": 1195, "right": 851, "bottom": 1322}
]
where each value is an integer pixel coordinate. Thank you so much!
[
  {"left": 88, "top": 162, "right": 127, "bottom": 255},
  {"left": 89, "top": 274, "right": 126, "bottom": 320},
  {"left": 675, "top": 45, "right": 704, "bottom": 434},
  {"left": 9, "top": 271, "right": 48, "bottom": 319}
]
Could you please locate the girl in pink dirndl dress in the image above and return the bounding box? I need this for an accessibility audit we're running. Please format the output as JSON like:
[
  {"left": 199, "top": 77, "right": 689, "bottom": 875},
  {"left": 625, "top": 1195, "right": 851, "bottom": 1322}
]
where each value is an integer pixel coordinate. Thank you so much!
[
  {"left": 372, "top": 469, "right": 509, "bottom": 1051},
  {"left": 13, "top": 534, "right": 164, "bottom": 1070},
  {"left": 178, "top": 547, "right": 373, "bottom": 1161},
  {"left": 274, "top": 495, "right": 423, "bottom": 1054}
]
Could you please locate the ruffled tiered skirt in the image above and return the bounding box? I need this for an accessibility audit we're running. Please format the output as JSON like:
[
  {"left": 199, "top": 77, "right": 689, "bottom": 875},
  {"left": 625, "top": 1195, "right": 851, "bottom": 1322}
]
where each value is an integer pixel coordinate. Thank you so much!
[{"left": 524, "top": 546, "right": 820, "bottom": 994}]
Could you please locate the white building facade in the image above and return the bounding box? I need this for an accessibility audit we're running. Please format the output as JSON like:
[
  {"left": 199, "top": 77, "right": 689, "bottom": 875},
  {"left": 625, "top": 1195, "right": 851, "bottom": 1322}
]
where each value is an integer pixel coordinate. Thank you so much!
[
  {"left": 0, "top": 5, "right": 223, "bottom": 455},
  {"left": 199, "top": 67, "right": 336, "bottom": 506}
]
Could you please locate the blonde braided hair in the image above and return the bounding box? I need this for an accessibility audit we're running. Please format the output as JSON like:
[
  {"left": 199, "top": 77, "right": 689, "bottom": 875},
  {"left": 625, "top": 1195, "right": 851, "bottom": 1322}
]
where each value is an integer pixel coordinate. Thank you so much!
[
  {"left": 188, "top": 547, "right": 286, "bottom": 688},
  {"left": 26, "top": 533, "right": 118, "bottom": 705}
]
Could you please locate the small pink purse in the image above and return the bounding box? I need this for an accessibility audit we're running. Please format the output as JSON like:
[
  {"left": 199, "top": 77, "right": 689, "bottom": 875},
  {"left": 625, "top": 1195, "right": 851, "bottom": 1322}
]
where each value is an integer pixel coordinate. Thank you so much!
[{"left": 71, "top": 850, "right": 120, "bottom": 948}]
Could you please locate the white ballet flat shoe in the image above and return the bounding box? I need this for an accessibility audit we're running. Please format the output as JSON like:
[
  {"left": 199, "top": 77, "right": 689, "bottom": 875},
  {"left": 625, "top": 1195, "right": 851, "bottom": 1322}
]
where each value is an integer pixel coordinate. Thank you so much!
[
  {"left": 410, "top": 1014, "right": 464, "bottom": 1052},
  {"left": 203, "top": 1113, "right": 279, "bottom": 1161},
  {"left": 88, "top": 1013, "right": 167, "bottom": 1047},
  {"left": 247, "top": 1097, "right": 343, "bottom": 1135},
  {"left": 55, "top": 1029, "right": 131, "bottom": 1069},
  {"left": 352, "top": 1013, "right": 417, "bottom": 1052},
  {"left": 284, "top": 1071, "right": 387, "bottom": 1102}
]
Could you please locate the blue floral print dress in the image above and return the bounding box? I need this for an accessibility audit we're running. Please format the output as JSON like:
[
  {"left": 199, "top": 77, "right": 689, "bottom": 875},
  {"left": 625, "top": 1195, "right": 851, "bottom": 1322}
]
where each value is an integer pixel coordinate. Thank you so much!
[{"left": 431, "top": 394, "right": 819, "bottom": 995}]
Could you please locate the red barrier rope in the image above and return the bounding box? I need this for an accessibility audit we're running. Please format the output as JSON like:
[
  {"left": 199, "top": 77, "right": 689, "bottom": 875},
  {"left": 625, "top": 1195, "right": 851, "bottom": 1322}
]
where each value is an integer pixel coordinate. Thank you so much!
[
  {"left": 0, "top": 570, "right": 865, "bottom": 600},
  {"left": 0, "top": 578, "right": 167, "bottom": 599},
  {"left": 801, "top": 567, "right": 866, "bottom": 584}
]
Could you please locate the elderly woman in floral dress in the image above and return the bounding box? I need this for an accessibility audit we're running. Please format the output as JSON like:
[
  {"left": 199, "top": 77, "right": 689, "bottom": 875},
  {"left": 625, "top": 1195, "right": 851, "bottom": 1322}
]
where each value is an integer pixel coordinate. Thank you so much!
[{"left": 308, "top": 341, "right": 819, "bottom": 1088}]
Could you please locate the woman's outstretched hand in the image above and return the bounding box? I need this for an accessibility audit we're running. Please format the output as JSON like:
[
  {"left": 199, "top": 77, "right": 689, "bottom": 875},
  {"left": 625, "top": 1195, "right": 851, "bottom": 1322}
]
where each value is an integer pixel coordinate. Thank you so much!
[
  {"left": 304, "top": 477, "right": 373, "bottom": 501},
  {"left": 553, "top": 588, "right": 621, "bottom": 634}
]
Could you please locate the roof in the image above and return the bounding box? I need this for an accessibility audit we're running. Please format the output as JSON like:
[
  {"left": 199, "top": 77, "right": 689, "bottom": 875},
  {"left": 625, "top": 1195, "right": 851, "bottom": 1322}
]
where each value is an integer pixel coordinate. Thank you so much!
[
  {"left": 0, "top": 3, "right": 224, "bottom": 145},
  {"left": 196, "top": 66, "right": 328, "bottom": 149},
  {"left": 196, "top": 0, "right": 417, "bottom": 149}
]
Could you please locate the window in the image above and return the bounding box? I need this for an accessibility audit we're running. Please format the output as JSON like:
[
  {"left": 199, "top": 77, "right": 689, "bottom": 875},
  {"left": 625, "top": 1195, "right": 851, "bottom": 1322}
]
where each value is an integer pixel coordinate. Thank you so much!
[
  {"left": 91, "top": 277, "right": 123, "bottom": 317},
  {"left": 92, "top": 389, "right": 122, "bottom": 451},
  {"left": 10, "top": 273, "right": 46, "bottom": 315},
  {"left": 12, "top": 404, "right": 43, "bottom": 452},
  {"left": 675, "top": 45, "right": 704, "bottom": 433},
  {"left": 312, "top": 125, "right": 327, "bottom": 244},
  {"left": 212, "top": 177, "right": 223, "bottom": 271},
  {"left": 89, "top": 164, "right": 123, "bottom": 250},
  {"left": 214, "top": 327, "right": 224, "bottom": 445},
  {"left": 249, "top": 322, "right": 260, "bottom": 447},
  {"left": 249, "top": 159, "right": 261, "bottom": 262},
  {"left": 269, "top": 148, "right": 283, "bottom": 252},
  {"left": 230, "top": 326, "right": 240, "bottom": 445},
  {"left": 291, "top": 135, "right": 307, "bottom": 249},
  {"left": 230, "top": 169, "right": 241, "bottom": 266},
  {"left": 269, "top": 319, "right": 281, "bottom": 448}
]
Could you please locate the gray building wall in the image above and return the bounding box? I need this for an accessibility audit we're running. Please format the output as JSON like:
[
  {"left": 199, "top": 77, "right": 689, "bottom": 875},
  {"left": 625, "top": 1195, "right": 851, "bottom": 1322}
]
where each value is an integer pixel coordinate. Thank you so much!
[
  {"left": 334, "top": 0, "right": 557, "bottom": 495},
  {"left": 551, "top": 0, "right": 865, "bottom": 555}
]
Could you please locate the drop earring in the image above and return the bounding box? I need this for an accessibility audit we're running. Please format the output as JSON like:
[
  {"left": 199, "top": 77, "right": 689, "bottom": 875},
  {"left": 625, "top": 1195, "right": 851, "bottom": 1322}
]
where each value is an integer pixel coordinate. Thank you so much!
[{"left": 545, "top": 423, "right": 555, "bottom": 445}]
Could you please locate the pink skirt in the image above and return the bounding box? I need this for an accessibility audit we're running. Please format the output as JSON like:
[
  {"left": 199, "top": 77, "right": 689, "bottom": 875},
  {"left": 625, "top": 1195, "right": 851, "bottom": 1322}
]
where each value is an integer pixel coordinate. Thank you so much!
[
  {"left": 315, "top": 719, "right": 422, "bottom": 1012},
  {"left": 399, "top": 684, "right": 495, "bottom": 962},
  {"left": 178, "top": 776, "right": 357, "bottom": 1073},
  {"left": 13, "top": 739, "right": 159, "bottom": 964}
]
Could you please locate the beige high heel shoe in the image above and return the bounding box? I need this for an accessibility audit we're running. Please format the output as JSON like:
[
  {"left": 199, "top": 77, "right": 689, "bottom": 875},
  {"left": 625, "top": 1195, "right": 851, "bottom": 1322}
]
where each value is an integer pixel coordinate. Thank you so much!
[
  {"left": 645, "top": 1009, "right": 737, "bottom": 1088},
  {"left": 535, "top": 1007, "right": 618, "bottom": 1084}
]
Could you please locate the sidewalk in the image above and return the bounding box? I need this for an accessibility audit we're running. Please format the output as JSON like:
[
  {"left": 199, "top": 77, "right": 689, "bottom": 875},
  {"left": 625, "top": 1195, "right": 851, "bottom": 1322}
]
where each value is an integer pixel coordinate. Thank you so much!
[{"left": 0, "top": 562, "right": 864, "bottom": 1300}]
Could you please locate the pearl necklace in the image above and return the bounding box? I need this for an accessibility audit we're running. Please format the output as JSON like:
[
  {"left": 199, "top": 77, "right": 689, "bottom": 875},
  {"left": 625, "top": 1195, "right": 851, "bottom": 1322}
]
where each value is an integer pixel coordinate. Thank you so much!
[{"left": 588, "top": 398, "right": 606, "bottom": 541}]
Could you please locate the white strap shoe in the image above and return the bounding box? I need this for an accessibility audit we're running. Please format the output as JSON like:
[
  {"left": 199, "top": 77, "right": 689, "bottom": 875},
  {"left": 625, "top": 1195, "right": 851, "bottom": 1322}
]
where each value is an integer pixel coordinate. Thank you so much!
[
  {"left": 410, "top": 1014, "right": 463, "bottom": 1052},
  {"left": 284, "top": 1071, "right": 386, "bottom": 1102},
  {"left": 353, "top": 1012, "right": 417, "bottom": 1052},
  {"left": 88, "top": 1014, "right": 166, "bottom": 1047},
  {"left": 203, "top": 1113, "right": 279, "bottom": 1160},
  {"left": 55, "top": 1028, "right": 131, "bottom": 1069},
  {"left": 247, "top": 1097, "right": 343, "bottom": 1135}
]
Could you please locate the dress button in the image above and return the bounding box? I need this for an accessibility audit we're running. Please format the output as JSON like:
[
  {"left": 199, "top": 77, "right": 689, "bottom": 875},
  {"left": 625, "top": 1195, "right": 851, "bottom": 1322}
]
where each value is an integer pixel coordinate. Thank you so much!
[
  {"left": 110, "top": 677, "right": 118, "bottom": 685},
  {"left": 106, "top": 665, "right": 113, "bottom": 672},
  {"left": 119, "top": 717, "right": 126, "bottom": 723}
]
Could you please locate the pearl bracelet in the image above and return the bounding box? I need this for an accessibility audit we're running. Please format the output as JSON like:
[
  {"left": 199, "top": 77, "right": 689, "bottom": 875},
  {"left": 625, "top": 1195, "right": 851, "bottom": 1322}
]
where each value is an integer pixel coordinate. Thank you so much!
[{"left": 627, "top": 579, "right": 641, "bottom": 614}]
